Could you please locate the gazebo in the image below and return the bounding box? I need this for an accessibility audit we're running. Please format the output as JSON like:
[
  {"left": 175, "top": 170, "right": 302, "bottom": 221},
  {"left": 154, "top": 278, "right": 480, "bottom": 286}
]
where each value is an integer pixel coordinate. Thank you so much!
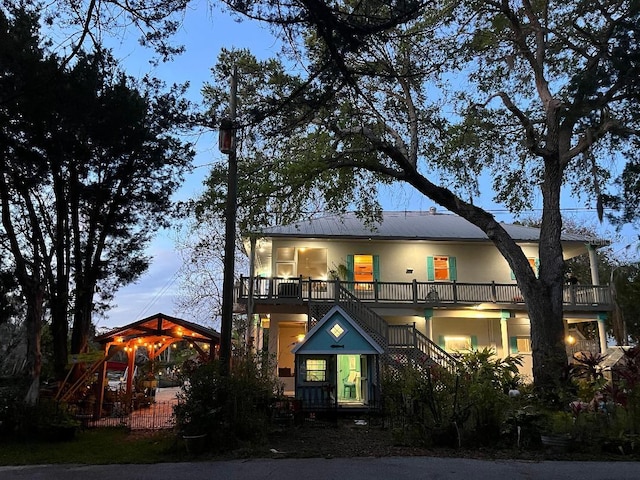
[{"left": 58, "top": 313, "right": 219, "bottom": 418}]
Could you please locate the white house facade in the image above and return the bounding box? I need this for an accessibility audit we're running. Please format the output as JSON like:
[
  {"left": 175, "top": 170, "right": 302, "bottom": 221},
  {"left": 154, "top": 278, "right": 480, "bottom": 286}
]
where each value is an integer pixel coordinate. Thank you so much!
[{"left": 236, "top": 211, "right": 611, "bottom": 411}]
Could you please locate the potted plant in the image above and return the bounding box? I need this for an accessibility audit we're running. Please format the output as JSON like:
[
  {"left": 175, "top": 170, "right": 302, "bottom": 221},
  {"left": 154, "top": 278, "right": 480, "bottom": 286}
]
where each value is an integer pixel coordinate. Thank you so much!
[{"left": 540, "top": 410, "right": 574, "bottom": 452}]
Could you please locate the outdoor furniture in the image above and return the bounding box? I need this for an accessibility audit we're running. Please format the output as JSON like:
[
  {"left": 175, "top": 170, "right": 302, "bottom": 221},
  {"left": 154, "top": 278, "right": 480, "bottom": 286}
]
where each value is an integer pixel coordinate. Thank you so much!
[{"left": 343, "top": 371, "right": 358, "bottom": 398}]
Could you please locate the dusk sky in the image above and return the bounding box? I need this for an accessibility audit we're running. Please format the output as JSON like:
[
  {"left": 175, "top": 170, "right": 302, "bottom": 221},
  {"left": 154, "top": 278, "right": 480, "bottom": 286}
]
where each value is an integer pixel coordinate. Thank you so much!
[{"left": 96, "top": 2, "right": 637, "bottom": 332}]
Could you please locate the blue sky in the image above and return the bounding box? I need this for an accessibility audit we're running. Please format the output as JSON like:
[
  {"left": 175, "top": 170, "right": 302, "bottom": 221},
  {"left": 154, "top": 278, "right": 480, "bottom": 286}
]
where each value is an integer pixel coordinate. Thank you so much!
[
  {"left": 98, "top": 2, "right": 280, "bottom": 329},
  {"left": 96, "top": 3, "right": 638, "bottom": 331}
]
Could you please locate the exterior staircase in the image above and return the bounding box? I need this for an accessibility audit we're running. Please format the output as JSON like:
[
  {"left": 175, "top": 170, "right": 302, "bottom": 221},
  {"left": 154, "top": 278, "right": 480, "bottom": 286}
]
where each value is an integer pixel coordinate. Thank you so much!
[{"left": 310, "top": 285, "right": 458, "bottom": 375}]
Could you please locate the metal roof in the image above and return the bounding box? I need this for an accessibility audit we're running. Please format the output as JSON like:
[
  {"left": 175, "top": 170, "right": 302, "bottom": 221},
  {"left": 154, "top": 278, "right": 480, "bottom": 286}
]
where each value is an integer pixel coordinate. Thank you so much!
[{"left": 255, "top": 211, "right": 592, "bottom": 243}]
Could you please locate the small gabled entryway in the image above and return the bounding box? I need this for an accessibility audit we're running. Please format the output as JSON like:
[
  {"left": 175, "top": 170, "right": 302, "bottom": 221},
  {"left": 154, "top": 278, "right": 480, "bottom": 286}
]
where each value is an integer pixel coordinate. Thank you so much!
[{"left": 292, "top": 306, "right": 383, "bottom": 412}]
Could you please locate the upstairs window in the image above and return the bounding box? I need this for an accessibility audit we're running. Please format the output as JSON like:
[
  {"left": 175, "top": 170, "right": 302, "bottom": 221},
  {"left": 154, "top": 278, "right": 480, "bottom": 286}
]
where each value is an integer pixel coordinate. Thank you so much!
[
  {"left": 427, "top": 256, "right": 457, "bottom": 281},
  {"left": 346, "top": 255, "right": 380, "bottom": 289},
  {"left": 510, "top": 258, "right": 539, "bottom": 280}
]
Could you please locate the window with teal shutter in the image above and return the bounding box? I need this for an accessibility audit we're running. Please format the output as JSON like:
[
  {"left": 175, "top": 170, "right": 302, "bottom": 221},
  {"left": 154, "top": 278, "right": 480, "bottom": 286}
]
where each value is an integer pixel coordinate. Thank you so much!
[
  {"left": 509, "top": 336, "right": 519, "bottom": 354},
  {"left": 427, "top": 256, "right": 456, "bottom": 281},
  {"left": 427, "top": 256, "right": 435, "bottom": 281},
  {"left": 438, "top": 335, "right": 445, "bottom": 349},
  {"left": 346, "top": 255, "right": 354, "bottom": 282},
  {"left": 510, "top": 258, "right": 539, "bottom": 280},
  {"left": 470, "top": 335, "right": 478, "bottom": 350},
  {"left": 373, "top": 255, "right": 380, "bottom": 281},
  {"left": 449, "top": 256, "right": 457, "bottom": 281}
]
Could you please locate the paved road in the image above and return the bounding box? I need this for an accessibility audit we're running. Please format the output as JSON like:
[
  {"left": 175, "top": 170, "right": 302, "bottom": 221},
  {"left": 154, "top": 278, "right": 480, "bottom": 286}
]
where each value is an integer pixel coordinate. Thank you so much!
[{"left": 1, "top": 457, "right": 638, "bottom": 480}]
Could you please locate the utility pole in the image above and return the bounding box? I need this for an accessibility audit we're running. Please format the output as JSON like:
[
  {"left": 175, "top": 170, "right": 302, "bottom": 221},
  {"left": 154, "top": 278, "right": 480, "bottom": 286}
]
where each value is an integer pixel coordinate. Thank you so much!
[{"left": 218, "top": 66, "right": 238, "bottom": 376}]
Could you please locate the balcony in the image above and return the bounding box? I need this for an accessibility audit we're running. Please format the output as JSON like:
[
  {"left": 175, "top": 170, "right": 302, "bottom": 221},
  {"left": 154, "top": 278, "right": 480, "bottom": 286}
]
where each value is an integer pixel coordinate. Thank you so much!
[{"left": 237, "top": 276, "right": 612, "bottom": 311}]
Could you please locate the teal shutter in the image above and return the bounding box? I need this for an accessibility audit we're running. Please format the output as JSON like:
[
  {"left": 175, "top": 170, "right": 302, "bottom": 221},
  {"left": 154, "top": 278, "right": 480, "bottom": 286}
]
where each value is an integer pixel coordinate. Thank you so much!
[
  {"left": 373, "top": 255, "right": 380, "bottom": 281},
  {"left": 470, "top": 335, "right": 478, "bottom": 350},
  {"left": 346, "top": 255, "right": 354, "bottom": 282},
  {"left": 534, "top": 258, "right": 540, "bottom": 277},
  {"left": 427, "top": 256, "right": 435, "bottom": 281},
  {"left": 509, "top": 336, "right": 518, "bottom": 354},
  {"left": 448, "top": 256, "right": 457, "bottom": 281},
  {"left": 438, "top": 335, "right": 445, "bottom": 349},
  {"left": 510, "top": 269, "right": 516, "bottom": 280}
]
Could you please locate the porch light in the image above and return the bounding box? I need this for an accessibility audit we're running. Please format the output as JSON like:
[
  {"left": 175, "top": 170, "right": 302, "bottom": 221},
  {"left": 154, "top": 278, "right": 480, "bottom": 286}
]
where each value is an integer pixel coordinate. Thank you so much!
[
  {"left": 566, "top": 335, "right": 576, "bottom": 345},
  {"left": 218, "top": 118, "right": 235, "bottom": 154},
  {"left": 296, "top": 334, "right": 306, "bottom": 343}
]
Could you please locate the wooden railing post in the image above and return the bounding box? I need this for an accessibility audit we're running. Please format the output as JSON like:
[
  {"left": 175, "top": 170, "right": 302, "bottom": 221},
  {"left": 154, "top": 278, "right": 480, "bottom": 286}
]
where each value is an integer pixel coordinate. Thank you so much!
[
  {"left": 412, "top": 279, "right": 418, "bottom": 304},
  {"left": 452, "top": 281, "right": 458, "bottom": 303},
  {"left": 569, "top": 285, "right": 576, "bottom": 305},
  {"left": 490, "top": 281, "right": 497, "bottom": 303}
]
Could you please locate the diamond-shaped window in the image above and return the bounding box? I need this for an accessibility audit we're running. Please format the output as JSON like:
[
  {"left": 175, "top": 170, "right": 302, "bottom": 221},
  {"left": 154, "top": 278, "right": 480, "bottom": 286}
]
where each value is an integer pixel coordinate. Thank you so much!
[{"left": 328, "top": 322, "right": 346, "bottom": 341}]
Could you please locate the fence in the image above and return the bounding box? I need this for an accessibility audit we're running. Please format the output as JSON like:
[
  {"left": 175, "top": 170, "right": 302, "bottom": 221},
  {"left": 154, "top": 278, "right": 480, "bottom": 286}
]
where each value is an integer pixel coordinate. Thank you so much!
[{"left": 81, "top": 400, "right": 176, "bottom": 431}]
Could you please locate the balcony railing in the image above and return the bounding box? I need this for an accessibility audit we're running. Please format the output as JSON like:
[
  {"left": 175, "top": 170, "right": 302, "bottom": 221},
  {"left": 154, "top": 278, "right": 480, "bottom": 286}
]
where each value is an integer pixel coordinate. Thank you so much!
[{"left": 237, "top": 276, "right": 612, "bottom": 309}]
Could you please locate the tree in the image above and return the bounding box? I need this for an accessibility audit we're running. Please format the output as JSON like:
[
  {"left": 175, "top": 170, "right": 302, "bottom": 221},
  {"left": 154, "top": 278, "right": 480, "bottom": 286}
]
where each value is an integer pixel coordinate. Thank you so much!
[
  {"left": 35, "top": 0, "right": 639, "bottom": 391},
  {"left": 0, "top": 6, "right": 194, "bottom": 392},
  {"left": 197, "top": 2, "right": 640, "bottom": 394}
]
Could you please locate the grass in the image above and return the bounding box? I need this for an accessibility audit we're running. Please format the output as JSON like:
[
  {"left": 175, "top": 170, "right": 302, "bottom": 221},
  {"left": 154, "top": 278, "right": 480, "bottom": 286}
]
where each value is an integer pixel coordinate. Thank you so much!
[{"left": 0, "top": 428, "right": 185, "bottom": 465}]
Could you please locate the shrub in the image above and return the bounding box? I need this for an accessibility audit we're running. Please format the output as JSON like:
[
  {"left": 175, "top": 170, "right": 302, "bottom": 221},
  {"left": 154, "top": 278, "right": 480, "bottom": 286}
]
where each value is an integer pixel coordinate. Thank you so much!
[
  {"left": 382, "top": 348, "right": 524, "bottom": 448},
  {"left": 174, "top": 352, "right": 279, "bottom": 452}
]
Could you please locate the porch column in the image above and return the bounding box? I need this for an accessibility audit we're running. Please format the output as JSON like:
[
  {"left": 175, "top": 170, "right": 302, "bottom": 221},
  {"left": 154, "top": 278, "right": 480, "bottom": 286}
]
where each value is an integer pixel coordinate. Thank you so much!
[
  {"left": 597, "top": 313, "right": 608, "bottom": 354},
  {"left": 125, "top": 344, "right": 135, "bottom": 396},
  {"left": 587, "top": 244, "right": 600, "bottom": 285},
  {"left": 500, "top": 310, "right": 510, "bottom": 358},
  {"left": 247, "top": 236, "right": 257, "bottom": 353},
  {"left": 424, "top": 308, "right": 433, "bottom": 340}
]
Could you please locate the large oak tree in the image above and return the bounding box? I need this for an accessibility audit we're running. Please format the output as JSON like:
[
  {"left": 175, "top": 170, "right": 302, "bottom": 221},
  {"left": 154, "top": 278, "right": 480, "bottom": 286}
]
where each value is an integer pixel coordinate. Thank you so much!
[{"left": 198, "top": 1, "right": 640, "bottom": 393}]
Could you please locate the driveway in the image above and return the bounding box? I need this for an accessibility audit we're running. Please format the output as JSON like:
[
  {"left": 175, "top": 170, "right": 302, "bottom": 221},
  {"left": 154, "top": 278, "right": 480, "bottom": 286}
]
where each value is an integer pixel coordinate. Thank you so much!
[{"left": 0, "top": 457, "right": 637, "bottom": 480}]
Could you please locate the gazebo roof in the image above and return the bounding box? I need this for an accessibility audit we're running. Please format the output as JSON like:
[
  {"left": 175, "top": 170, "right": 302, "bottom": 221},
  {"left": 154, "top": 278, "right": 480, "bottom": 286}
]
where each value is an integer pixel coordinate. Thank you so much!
[{"left": 94, "top": 312, "right": 220, "bottom": 346}]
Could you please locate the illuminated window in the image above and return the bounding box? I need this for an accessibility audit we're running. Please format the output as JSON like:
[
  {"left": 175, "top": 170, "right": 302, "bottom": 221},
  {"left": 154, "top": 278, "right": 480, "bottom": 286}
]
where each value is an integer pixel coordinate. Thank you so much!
[
  {"left": 305, "top": 359, "right": 327, "bottom": 382},
  {"left": 443, "top": 335, "right": 472, "bottom": 352},
  {"left": 427, "top": 256, "right": 457, "bottom": 282},
  {"left": 297, "top": 248, "right": 328, "bottom": 279},
  {"left": 276, "top": 247, "right": 295, "bottom": 262},
  {"left": 510, "top": 336, "right": 531, "bottom": 353},
  {"left": 433, "top": 256, "right": 450, "bottom": 280},
  {"left": 510, "top": 258, "right": 539, "bottom": 280},
  {"left": 354, "top": 255, "right": 373, "bottom": 281},
  {"left": 328, "top": 323, "right": 346, "bottom": 341}
]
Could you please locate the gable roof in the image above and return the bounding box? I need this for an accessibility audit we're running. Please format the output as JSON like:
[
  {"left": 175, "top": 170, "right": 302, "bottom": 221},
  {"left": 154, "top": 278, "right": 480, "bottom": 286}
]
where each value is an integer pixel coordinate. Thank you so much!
[
  {"left": 94, "top": 312, "right": 219, "bottom": 346},
  {"left": 292, "top": 305, "right": 384, "bottom": 355},
  {"left": 254, "top": 211, "right": 594, "bottom": 243}
]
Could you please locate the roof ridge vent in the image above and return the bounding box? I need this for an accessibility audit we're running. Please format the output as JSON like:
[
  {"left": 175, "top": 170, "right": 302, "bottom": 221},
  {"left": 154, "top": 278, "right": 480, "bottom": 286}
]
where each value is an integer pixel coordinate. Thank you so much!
[{"left": 429, "top": 206, "right": 437, "bottom": 215}]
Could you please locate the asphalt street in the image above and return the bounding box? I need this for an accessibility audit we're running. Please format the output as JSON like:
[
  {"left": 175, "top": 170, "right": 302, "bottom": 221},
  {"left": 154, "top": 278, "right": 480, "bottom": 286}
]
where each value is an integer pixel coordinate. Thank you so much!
[{"left": 1, "top": 457, "right": 638, "bottom": 480}]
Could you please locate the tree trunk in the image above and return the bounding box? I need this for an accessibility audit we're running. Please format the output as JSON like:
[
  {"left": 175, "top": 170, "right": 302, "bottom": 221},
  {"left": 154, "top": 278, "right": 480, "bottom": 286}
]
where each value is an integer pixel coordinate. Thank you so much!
[
  {"left": 71, "top": 283, "right": 93, "bottom": 354},
  {"left": 404, "top": 168, "right": 569, "bottom": 391},
  {"left": 50, "top": 298, "right": 69, "bottom": 379},
  {"left": 529, "top": 154, "right": 569, "bottom": 394},
  {"left": 23, "top": 284, "right": 44, "bottom": 405}
]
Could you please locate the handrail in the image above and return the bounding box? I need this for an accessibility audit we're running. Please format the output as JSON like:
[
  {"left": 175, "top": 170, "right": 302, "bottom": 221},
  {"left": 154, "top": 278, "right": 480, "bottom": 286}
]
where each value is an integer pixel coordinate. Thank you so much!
[
  {"left": 336, "top": 285, "right": 388, "bottom": 345},
  {"left": 388, "top": 324, "right": 458, "bottom": 374},
  {"left": 239, "top": 276, "right": 612, "bottom": 308}
]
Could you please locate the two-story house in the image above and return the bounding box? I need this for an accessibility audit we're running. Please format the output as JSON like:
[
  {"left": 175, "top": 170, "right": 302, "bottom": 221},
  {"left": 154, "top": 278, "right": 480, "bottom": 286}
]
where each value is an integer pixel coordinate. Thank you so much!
[{"left": 237, "top": 210, "right": 611, "bottom": 412}]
